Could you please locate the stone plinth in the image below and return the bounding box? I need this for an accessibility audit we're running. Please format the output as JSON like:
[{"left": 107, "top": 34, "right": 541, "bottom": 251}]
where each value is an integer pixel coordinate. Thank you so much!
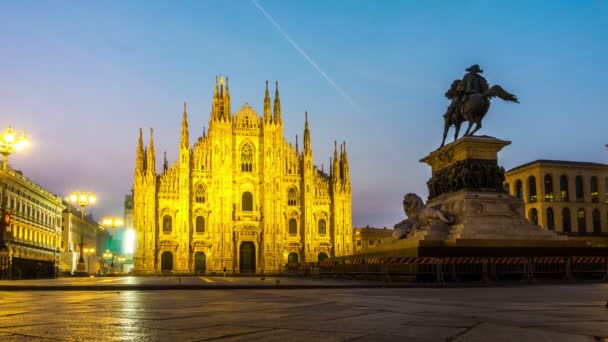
[
  {"left": 421, "top": 136, "right": 510, "bottom": 199},
  {"left": 417, "top": 135, "right": 565, "bottom": 243},
  {"left": 428, "top": 190, "right": 566, "bottom": 242}
]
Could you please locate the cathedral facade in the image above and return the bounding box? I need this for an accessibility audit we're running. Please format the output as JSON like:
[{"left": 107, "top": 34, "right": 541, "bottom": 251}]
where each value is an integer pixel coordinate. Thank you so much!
[{"left": 133, "top": 77, "right": 353, "bottom": 273}]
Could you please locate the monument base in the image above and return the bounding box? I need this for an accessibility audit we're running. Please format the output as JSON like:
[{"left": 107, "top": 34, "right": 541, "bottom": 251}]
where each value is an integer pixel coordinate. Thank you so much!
[{"left": 429, "top": 190, "right": 566, "bottom": 242}]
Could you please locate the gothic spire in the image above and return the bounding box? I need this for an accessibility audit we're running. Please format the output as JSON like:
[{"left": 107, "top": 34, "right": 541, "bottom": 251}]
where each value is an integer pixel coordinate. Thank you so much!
[
  {"left": 295, "top": 134, "right": 299, "bottom": 153},
  {"left": 181, "top": 102, "right": 189, "bottom": 149},
  {"left": 224, "top": 76, "right": 231, "bottom": 121},
  {"left": 303, "top": 111, "right": 311, "bottom": 153},
  {"left": 342, "top": 141, "right": 350, "bottom": 185},
  {"left": 136, "top": 128, "right": 145, "bottom": 173},
  {"left": 147, "top": 128, "right": 156, "bottom": 175},
  {"left": 212, "top": 76, "right": 219, "bottom": 121},
  {"left": 163, "top": 151, "right": 168, "bottom": 171},
  {"left": 273, "top": 81, "right": 282, "bottom": 124},
  {"left": 333, "top": 140, "right": 340, "bottom": 183},
  {"left": 263, "top": 80, "right": 271, "bottom": 123}
]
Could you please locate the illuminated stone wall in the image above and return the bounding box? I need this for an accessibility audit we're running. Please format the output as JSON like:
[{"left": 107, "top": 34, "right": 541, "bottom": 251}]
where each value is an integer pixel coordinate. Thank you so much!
[
  {"left": 133, "top": 78, "right": 353, "bottom": 273},
  {"left": 504, "top": 160, "right": 608, "bottom": 244}
]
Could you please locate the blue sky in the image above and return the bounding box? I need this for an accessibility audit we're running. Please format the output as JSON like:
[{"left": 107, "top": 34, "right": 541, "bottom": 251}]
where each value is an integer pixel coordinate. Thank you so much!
[{"left": 0, "top": 1, "right": 606, "bottom": 229}]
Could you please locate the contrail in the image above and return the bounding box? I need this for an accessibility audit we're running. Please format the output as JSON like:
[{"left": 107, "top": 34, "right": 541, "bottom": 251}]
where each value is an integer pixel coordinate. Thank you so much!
[{"left": 251, "top": 0, "right": 358, "bottom": 109}]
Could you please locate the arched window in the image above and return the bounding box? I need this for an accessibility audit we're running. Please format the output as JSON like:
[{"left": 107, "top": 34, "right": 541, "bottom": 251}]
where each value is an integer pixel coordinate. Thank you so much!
[
  {"left": 318, "top": 252, "right": 328, "bottom": 262},
  {"left": 163, "top": 215, "right": 172, "bottom": 233},
  {"left": 546, "top": 207, "right": 555, "bottom": 231},
  {"left": 515, "top": 180, "right": 523, "bottom": 199},
  {"left": 318, "top": 219, "right": 327, "bottom": 235},
  {"left": 577, "top": 208, "right": 586, "bottom": 234},
  {"left": 504, "top": 183, "right": 510, "bottom": 194},
  {"left": 288, "top": 218, "right": 297, "bottom": 235},
  {"left": 241, "top": 144, "right": 253, "bottom": 172},
  {"left": 560, "top": 175, "right": 569, "bottom": 202},
  {"left": 242, "top": 192, "right": 253, "bottom": 211},
  {"left": 529, "top": 208, "right": 538, "bottom": 225},
  {"left": 194, "top": 185, "right": 206, "bottom": 204},
  {"left": 528, "top": 176, "right": 537, "bottom": 202},
  {"left": 288, "top": 252, "right": 298, "bottom": 264},
  {"left": 196, "top": 216, "right": 205, "bottom": 233},
  {"left": 287, "top": 187, "right": 298, "bottom": 206},
  {"left": 592, "top": 209, "right": 601, "bottom": 234},
  {"left": 562, "top": 208, "right": 571, "bottom": 234},
  {"left": 575, "top": 176, "right": 584, "bottom": 202},
  {"left": 544, "top": 174, "right": 554, "bottom": 201},
  {"left": 590, "top": 176, "right": 598, "bottom": 203}
]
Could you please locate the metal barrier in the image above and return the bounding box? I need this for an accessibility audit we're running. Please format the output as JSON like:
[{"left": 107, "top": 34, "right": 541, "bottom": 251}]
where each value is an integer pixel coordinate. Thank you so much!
[
  {"left": 286, "top": 255, "right": 608, "bottom": 283},
  {"left": 571, "top": 256, "right": 607, "bottom": 279},
  {"left": 0, "top": 253, "right": 10, "bottom": 280}
]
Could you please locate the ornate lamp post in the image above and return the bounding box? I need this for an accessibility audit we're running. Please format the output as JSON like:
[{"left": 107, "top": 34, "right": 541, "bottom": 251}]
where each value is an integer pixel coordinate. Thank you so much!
[
  {"left": 0, "top": 126, "right": 29, "bottom": 172},
  {"left": 83, "top": 247, "right": 95, "bottom": 274},
  {"left": 69, "top": 191, "right": 96, "bottom": 273},
  {"left": 102, "top": 217, "right": 123, "bottom": 269}
]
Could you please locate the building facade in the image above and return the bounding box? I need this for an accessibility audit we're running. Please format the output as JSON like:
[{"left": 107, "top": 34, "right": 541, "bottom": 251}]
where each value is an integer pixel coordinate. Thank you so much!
[
  {"left": 60, "top": 204, "right": 109, "bottom": 274},
  {"left": 353, "top": 227, "right": 393, "bottom": 255},
  {"left": 0, "top": 166, "right": 64, "bottom": 278},
  {"left": 504, "top": 160, "right": 608, "bottom": 245},
  {"left": 133, "top": 78, "right": 353, "bottom": 273}
]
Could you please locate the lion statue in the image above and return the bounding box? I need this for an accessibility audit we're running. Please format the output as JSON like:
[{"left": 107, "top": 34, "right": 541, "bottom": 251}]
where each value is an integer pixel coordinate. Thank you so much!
[{"left": 393, "top": 193, "right": 455, "bottom": 239}]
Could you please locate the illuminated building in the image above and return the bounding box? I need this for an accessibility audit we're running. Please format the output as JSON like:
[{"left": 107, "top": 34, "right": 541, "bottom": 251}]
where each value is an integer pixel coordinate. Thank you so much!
[
  {"left": 133, "top": 77, "right": 353, "bottom": 273},
  {"left": 504, "top": 160, "right": 608, "bottom": 246},
  {"left": 0, "top": 166, "right": 64, "bottom": 278},
  {"left": 353, "top": 226, "right": 393, "bottom": 254},
  {"left": 60, "top": 204, "right": 109, "bottom": 274}
]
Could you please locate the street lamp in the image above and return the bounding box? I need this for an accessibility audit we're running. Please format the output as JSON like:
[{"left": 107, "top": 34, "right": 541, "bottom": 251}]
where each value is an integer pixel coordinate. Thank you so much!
[
  {"left": 102, "top": 217, "right": 123, "bottom": 269},
  {"left": 69, "top": 191, "right": 96, "bottom": 273},
  {"left": 83, "top": 247, "right": 95, "bottom": 274},
  {"left": 0, "top": 126, "right": 30, "bottom": 172}
]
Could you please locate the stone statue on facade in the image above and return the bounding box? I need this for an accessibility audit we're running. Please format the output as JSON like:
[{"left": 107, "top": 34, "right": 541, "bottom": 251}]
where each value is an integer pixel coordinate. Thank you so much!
[
  {"left": 393, "top": 193, "right": 455, "bottom": 239},
  {"left": 440, "top": 65, "right": 519, "bottom": 147}
]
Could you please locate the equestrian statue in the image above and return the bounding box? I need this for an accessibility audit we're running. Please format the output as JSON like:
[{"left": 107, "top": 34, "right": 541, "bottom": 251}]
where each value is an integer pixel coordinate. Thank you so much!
[{"left": 440, "top": 65, "right": 519, "bottom": 147}]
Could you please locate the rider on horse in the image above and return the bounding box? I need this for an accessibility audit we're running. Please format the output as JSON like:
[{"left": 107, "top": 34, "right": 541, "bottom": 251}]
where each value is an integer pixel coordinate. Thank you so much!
[{"left": 459, "top": 64, "right": 489, "bottom": 96}]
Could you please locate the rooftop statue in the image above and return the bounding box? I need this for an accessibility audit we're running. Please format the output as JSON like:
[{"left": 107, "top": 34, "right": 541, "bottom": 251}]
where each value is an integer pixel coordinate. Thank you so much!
[{"left": 440, "top": 65, "right": 519, "bottom": 148}]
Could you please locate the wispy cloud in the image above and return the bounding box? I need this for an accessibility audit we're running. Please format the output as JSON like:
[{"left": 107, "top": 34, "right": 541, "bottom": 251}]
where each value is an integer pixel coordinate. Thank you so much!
[{"left": 251, "top": 0, "right": 358, "bottom": 109}]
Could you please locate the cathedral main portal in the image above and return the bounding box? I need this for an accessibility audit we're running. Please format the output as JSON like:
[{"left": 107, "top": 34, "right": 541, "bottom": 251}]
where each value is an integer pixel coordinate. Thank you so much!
[{"left": 239, "top": 242, "right": 256, "bottom": 273}]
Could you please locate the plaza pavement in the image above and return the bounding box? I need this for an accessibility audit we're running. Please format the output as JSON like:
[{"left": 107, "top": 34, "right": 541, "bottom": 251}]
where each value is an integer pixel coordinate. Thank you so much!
[{"left": 0, "top": 282, "right": 606, "bottom": 341}]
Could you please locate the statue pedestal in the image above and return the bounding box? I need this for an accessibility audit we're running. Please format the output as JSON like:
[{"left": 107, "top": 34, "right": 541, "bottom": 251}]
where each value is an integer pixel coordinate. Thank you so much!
[{"left": 419, "top": 135, "right": 566, "bottom": 243}]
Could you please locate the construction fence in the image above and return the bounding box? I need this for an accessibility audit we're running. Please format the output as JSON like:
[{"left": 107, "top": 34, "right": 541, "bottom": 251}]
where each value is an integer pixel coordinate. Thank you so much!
[{"left": 286, "top": 256, "right": 608, "bottom": 283}]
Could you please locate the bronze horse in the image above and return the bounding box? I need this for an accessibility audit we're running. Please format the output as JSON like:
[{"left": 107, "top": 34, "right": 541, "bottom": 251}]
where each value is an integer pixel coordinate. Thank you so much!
[{"left": 440, "top": 80, "right": 519, "bottom": 147}]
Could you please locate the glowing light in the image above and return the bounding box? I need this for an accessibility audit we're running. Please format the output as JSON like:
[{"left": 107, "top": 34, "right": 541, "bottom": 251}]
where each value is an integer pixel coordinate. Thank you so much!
[{"left": 124, "top": 229, "right": 135, "bottom": 254}]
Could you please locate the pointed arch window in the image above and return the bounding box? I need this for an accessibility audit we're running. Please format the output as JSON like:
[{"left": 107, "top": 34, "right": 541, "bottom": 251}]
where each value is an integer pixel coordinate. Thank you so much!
[
  {"left": 528, "top": 176, "right": 537, "bottom": 202},
  {"left": 196, "top": 216, "right": 205, "bottom": 233},
  {"left": 194, "top": 184, "right": 206, "bottom": 204},
  {"left": 590, "top": 176, "right": 598, "bottom": 203},
  {"left": 318, "top": 219, "right": 327, "bottom": 235},
  {"left": 241, "top": 144, "right": 253, "bottom": 172},
  {"left": 515, "top": 180, "right": 523, "bottom": 200},
  {"left": 287, "top": 187, "right": 298, "bottom": 206},
  {"left": 242, "top": 192, "right": 253, "bottom": 211},
  {"left": 592, "top": 209, "right": 601, "bottom": 234},
  {"left": 163, "top": 215, "right": 172, "bottom": 234},
  {"left": 562, "top": 208, "right": 571, "bottom": 234},
  {"left": 546, "top": 207, "right": 555, "bottom": 231},
  {"left": 288, "top": 218, "right": 297, "bottom": 235},
  {"left": 529, "top": 208, "right": 538, "bottom": 225},
  {"left": 575, "top": 176, "right": 584, "bottom": 202},
  {"left": 560, "top": 175, "right": 569, "bottom": 202},
  {"left": 544, "top": 174, "right": 554, "bottom": 201},
  {"left": 577, "top": 208, "right": 586, "bottom": 234}
]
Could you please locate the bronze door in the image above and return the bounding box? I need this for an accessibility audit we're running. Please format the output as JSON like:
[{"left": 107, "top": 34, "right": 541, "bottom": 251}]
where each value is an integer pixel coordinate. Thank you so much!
[
  {"left": 239, "top": 242, "right": 255, "bottom": 272},
  {"left": 194, "top": 252, "right": 206, "bottom": 273},
  {"left": 161, "top": 251, "right": 173, "bottom": 271}
]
